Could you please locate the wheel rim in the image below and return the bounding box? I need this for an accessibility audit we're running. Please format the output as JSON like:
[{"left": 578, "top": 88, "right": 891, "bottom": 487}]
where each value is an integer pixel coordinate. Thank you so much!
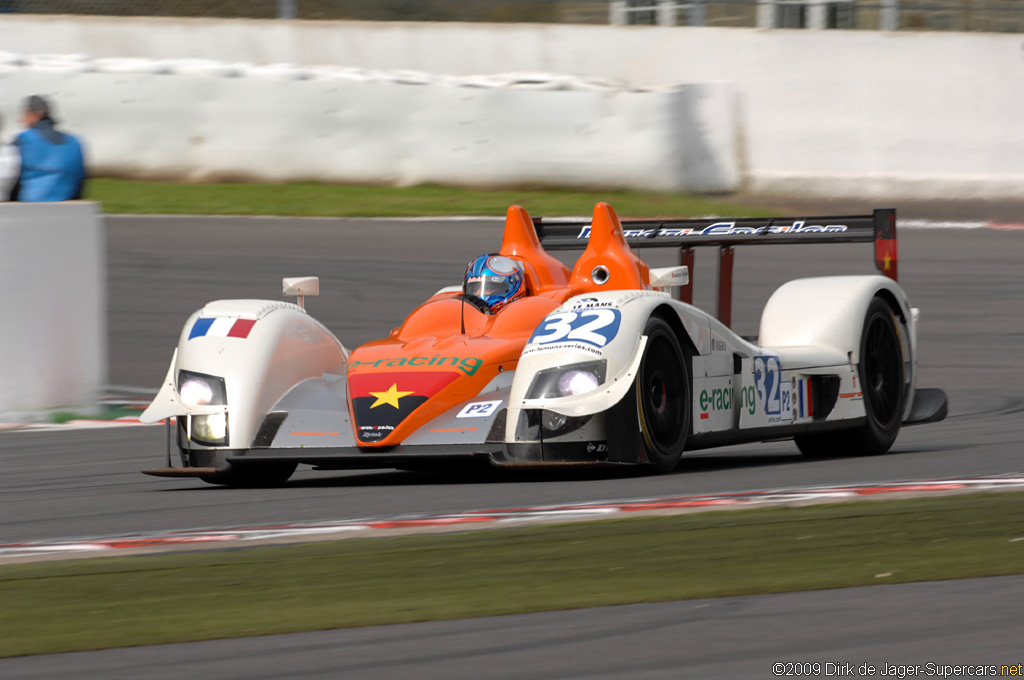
[
  {"left": 641, "top": 334, "right": 685, "bottom": 452},
  {"left": 863, "top": 312, "right": 902, "bottom": 431}
]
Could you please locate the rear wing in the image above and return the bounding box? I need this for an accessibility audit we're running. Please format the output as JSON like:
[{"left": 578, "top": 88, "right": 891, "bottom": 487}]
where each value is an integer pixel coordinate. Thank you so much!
[{"left": 533, "top": 208, "right": 898, "bottom": 328}]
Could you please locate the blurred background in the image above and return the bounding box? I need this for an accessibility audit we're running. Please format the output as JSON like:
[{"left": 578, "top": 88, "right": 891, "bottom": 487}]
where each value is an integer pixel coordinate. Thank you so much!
[
  {"left": 5, "top": 0, "right": 1023, "bottom": 200},
  {"left": 2, "top": 0, "right": 1024, "bottom": 32}
]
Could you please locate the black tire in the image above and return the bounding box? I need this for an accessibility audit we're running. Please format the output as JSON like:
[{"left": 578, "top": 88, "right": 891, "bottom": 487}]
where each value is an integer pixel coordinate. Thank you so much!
[
  {"left": 796, "top": 296, "right": 906, "bottom": 458},
  {"left": 200, "top": 462, "right": 298, "bottom": 488},
  {"left": 612, "top": 316, "right": 690, "bottom": 472}
]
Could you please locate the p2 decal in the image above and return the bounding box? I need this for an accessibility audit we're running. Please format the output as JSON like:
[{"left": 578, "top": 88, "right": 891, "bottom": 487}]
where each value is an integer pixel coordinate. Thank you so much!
[{"left": 456, "top": 400, "right": 502, "bottom": 418}]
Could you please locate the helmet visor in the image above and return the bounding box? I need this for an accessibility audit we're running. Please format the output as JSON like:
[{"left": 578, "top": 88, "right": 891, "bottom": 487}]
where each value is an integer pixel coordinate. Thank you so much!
[{"left": 464, "top": 274, "right": 511, "bottom": 299}]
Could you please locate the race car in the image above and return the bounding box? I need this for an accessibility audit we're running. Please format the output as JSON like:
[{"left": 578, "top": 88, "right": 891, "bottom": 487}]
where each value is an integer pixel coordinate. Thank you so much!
[{"left": 141, "top": 202, "right": 947, "bottom": 486}]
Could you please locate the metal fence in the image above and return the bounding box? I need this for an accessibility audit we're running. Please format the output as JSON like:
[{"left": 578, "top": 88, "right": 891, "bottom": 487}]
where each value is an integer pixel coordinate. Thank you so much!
[
  {"left": 0, "top": 1, "right": 595, "bottom": 23},
  {"left": 614, "top": 0, "right": 1024, "bottom": 31},
  {"left": 2, "top": 0, "right": 1022, "bottom": 32}
]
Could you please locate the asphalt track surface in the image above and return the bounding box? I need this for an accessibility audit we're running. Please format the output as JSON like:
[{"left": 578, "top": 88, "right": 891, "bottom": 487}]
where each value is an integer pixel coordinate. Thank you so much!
[
  {"left": 2, "top": 575, "right": 1021, "bottom": 679},
  {"left": 2, "top": 211, "right": 1023, "bottom": 675}
]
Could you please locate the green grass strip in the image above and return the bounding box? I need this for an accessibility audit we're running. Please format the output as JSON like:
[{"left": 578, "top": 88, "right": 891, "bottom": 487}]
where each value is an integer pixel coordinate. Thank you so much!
[
  {"left": 3, "top": 492, "right": 1022, "bottom": 657},
  {"left": 87, "top": 178, "right": 778, "bottom": 218},
  {"left": 49, "top": 405, "right": 143, "bottom": 424}
]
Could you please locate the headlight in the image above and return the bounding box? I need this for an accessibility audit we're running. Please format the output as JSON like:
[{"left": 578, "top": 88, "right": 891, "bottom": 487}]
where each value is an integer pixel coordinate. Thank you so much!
[
  {"left": 558, "top": 370, "right": 600, "bottom": 396},
  {"left": 178, "top": 371, "right": 227, "bottom": 407},
  {"left": 178, "top": 371, "right": 229, "bottom": 446},
  {"left": 526, "top": 360, "right": 607, "bottom": 400},
  {"left": 542, "top": 410, "right": 567, "bottom": 432},
  {"left": 190, "top": 413, "right": 229, "bottom": 446},
  {"left": 515, "top": 408, "right": 593, "bottom": 440}
]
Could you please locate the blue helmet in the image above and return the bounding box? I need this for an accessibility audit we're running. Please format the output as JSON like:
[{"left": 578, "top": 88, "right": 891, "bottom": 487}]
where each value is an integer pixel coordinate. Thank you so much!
[{"left": 463, "top": 254, "right": 526, "bottom": 313}]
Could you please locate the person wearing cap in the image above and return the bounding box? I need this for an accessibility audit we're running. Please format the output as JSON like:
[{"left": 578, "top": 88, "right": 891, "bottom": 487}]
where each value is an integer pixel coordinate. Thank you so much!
[
  {"left": 0, "top": 112, "right": 20, "bottom": 201},
  {"left": 12, "top": 95, "right": 86, "bottom": 202}
]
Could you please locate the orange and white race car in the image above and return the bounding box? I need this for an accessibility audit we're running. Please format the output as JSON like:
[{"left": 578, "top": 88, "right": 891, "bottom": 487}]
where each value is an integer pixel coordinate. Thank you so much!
[{"left": 141, "top": 202, "right": 946, "bottom": 486}]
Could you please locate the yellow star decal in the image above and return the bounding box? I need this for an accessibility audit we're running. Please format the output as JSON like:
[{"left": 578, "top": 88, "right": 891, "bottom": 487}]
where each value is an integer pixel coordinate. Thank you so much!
[
  {"left": 368, "top": 383, "right": 414, "bottom": 409},
  {"left": 882, "top": 252, "right": 892, "bottom": 271}
]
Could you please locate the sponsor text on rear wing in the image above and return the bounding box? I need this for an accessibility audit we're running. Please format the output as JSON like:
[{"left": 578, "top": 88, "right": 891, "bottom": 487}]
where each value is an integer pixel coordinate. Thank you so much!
[{"left": 534, "top": 208, "right": 897, "bottom": 327}]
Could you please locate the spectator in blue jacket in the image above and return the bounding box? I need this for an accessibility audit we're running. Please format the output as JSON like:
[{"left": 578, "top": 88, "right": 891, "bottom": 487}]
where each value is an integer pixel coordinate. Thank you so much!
[{"left": 12, "top": 95, "right": 86, "bottom": 202}]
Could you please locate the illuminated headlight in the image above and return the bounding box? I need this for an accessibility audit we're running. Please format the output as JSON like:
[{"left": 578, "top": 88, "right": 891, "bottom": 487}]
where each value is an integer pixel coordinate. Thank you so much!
[
  {"left": 558, "top": 370, "right": 600, "bottom": 396},
  {"left": 178, "top": 371, "right": 229, "bottom": 446},
  {"left": 526, "top": 361, "right": 607, "bottom": 400},
  {"left": 191, "top": 413, "right": 229, "bottom": 446},
  {"left": 178, "top": 371, "right": 227, "bottom": 407}
]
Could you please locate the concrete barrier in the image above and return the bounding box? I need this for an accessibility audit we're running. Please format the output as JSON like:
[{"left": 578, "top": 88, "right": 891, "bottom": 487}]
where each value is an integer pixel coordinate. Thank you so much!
[
  {"left": 0, "top": 202, "right": 106, "bottom": 422},
  {"left": 0, "top": 63, "right": 738, "bottom": 192}
]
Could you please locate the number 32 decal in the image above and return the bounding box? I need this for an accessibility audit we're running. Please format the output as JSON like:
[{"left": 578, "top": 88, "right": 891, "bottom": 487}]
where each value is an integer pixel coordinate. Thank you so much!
[
  {"left": 529, "top": 309, "right": 622, "bottom": 347},
  {"left": 753, "top": 354, "right": 792, "bottom": 422}
]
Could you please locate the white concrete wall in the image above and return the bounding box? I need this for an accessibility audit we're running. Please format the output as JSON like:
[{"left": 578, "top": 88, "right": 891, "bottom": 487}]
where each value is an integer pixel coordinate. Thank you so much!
[
  {"left": 0, "top": 202, "right": 106, "bottom": 422},
  {"left": 1, "top": 16, "right": 1022, "bottom": 199},
  {"left": 0, "top": 63, "right": 738, "bottom": 192}
]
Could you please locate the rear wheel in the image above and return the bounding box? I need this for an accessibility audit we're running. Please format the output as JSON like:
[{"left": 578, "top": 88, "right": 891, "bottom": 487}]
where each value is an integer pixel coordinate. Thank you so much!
[
  {"left": 796, "top": 296, "right": 906, "bottom": 458},
  {"left": 612, "top": 316, "right": 690, "bottom": 472}
]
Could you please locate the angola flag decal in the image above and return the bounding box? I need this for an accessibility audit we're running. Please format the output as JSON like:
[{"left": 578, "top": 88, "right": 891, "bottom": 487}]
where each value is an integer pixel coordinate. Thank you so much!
[{"left": 349, "top": 371, "right": 460, "bottom": 443}]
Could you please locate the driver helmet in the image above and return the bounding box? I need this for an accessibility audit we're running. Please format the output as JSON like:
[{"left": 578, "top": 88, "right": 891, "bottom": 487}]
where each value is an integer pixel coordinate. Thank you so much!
[{"left": 463, "top": 254, "right": 526, "bottom": 313}]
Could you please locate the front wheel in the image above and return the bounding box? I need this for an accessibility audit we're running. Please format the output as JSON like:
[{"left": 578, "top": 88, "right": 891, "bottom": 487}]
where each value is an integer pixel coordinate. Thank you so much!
[
  {"left": 610, "top": 316, "right": 690, "bottom": 472},
  {"left": 796, "top": 296, "right": 907, "bottom": 458}
]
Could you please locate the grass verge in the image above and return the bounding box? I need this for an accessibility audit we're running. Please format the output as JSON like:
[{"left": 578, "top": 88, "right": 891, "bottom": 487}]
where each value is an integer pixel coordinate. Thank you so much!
[
  {"left": 87, "top": 178, "right": 779, "bottom": 218},
  {"left": 2, "top": 492, "right": 1022, "bottom": 657},
  {"left": 49, "top": 405, "right": 144, "bottom": 424}
]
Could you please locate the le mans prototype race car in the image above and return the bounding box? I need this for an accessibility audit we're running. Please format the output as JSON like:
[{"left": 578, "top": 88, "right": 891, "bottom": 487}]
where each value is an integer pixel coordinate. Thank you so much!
[{"left": 141, "top": 203, "right": 947, "bottom": 486}]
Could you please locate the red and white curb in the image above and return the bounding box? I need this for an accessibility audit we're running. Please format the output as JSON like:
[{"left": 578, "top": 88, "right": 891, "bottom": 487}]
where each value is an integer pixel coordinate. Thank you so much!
[{"left": 2, "top": 475, "right": 1022, "bottom": 562}]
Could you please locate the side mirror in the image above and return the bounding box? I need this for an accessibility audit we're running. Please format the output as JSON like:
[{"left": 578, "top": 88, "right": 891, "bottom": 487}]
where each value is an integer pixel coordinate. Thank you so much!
[
  {"left": 649, "top": 266, "right": 689, "bottom": 289},
  {"left": 283, "top": 276, "right": 319, "bottom": 310}
]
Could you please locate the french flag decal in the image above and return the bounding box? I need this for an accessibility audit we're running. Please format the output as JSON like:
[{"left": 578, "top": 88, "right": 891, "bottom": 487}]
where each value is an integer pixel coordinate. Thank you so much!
[
  {"left": 189, "top": 317, "right": 256, "bottom": 340},
  {"left": 797, "top": 379, "right": 813, "bottom": 419}
]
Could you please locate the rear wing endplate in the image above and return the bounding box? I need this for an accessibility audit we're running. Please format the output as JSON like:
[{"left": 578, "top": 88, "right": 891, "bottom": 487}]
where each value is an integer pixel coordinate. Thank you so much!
[{"left": 533, "top": 208, "right": 898, "bottom": 328}]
